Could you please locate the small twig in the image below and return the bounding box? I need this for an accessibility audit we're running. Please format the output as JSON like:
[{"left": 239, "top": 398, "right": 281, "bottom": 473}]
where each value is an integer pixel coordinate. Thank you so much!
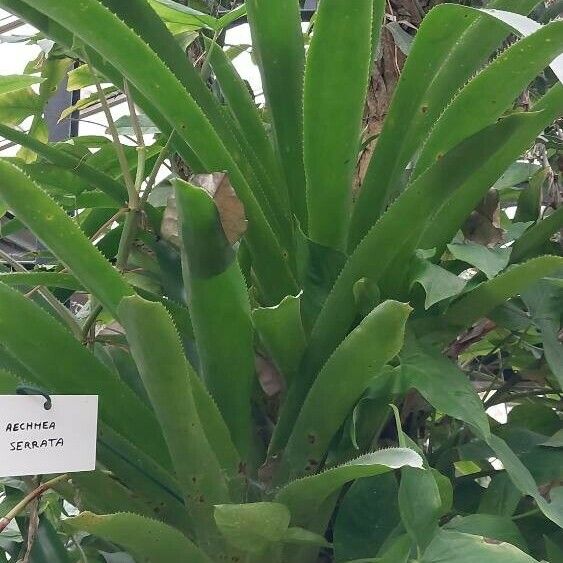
[
  {"left": 21, "top": 477, "right": 40, "bottom": 563},
  {"left": 0, "top": 474, "right": 70, "bottom": 534},
  {"left": 83, "top": 51, "right": 138, "bottom": 208}
]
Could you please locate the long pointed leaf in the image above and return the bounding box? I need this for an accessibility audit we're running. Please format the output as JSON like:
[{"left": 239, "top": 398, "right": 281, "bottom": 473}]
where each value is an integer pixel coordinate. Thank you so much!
[
  {"left": 175, "top": 180, "right": 255, "bottom": 461},
  {"left": 444, "top": 256, "right": 563, "bottom": 328},
  {"left": 280, "top": 301, "right": 411, "bottom": 480},
  {"left": 66, "top": 512, "right": 212, "bottom": 563},
  {"left": 118, "top": 295, "right": 231, "bottom": 553},
  {"left": 275, "top": 448, "right": 422, "bottom": 528},
  {"left": 348, "top": 0, "right": 543, "bottom": 248},
  {"left": 413, "top": 20, "right": 563, "bottom": 178},
  {"left": 246, "top": 0, "right": 307, "bottom": 228},
  {"left": 100, "top": 0, "right": 291, "bottom": 247},
  {"left": 21, "top": 0, "right": 295, "bottom": 303},
  {"left": 303, "top": 113, "right": 545, "bottom": 411},
  {"left": 0, "top": 124, "right": 126, "bottom": 204},
  {"left": 419, "top": 85, "right": 563, "bottom": 255},
  {"left": 304, "top": 0, "right": 378, "bottom": 250},
  {"left": 205, "top": 37, "right": 289, "bottom": 217},
  {"left": 510, "top": 205, "right": 563, "bottom": 263},
  {"left": 0, "top": 160, "right": 133, "bottom": 317},
  {"left": 0, "top": 282, "right": 169, "bottom": 470}
]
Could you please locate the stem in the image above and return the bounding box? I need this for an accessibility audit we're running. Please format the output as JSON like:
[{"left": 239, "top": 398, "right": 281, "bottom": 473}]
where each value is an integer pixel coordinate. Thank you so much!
[
  {"left": 89, "top": 208, "right": 125, "bottom": 243},
  {"left": 0, "top": 249, "right": 82, "bottom": 339},
  {"left": 115, "top": 210, "right": 140, "bottom": 270},
  {"left": 72, "top": 535, "right": 88, "bottom": 563},
  {"left": 21, "top": 477, "right": 40, "bottom": 563},
  {"left": 0, "top": 474, "right": 70, "bottom": 533},
  {"left": 84, "top": 52, "right": 138, "bottom": 209},
  {"left": 124, "top": 81, "right": 147, "bottom": 196},
  {"left": 141, "top": 130, "right": 175, "bottom": 204},
  {"left": 81, "top": 302, "right": 104, "bottom": 344},
  {"left": 512, "top": 507, "right": 540, "bottom": 521}
]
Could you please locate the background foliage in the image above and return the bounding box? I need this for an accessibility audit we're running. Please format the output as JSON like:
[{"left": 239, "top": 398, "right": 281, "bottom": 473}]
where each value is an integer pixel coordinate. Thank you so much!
[{"left": 0, "top": 0, "right": 561, "bottom": 561}]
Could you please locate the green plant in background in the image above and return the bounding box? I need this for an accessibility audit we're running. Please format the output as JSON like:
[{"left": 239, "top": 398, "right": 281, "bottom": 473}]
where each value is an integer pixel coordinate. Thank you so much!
[{"left": 0, "top": 0, "right": 561, "bottom": 561}]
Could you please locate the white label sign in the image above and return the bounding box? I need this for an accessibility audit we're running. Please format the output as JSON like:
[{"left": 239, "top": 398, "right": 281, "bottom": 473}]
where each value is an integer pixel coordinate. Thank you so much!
[{"left": 0, "top": 395, "right": 98, "bottom": 477}]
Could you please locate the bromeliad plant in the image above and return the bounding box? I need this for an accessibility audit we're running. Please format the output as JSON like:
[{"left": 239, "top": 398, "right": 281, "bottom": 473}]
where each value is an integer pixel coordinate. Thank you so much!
[{"left": 0, "top": 0, "right": 562, "bottom": 561}]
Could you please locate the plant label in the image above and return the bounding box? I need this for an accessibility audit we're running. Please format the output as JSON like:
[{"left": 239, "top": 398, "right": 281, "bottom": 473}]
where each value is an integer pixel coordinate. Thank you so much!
[{"left": 0, "top": 395, "right": 98, "bottom": 477}]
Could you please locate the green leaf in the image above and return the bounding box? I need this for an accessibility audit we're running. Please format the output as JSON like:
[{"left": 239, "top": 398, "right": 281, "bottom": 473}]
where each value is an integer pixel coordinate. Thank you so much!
[
  {"left": 96, "top": 424, "right": 190, "bottom": 532},
  {"left": 349, "top": 0, "right": 542, "bottom": 247},
  {"left": 410, "top": 252, "right": 467, "bottom": 309},
  {"left": 522, "top": 276, "right": 563, "bottom": 388},
  {"left": 26, "top": 0, "right": 296, "bottom": 303},
  {"left": 59, "top": 85, "right": 116, "bottom": 121},
  {"left": 0, "top": 160, "right": 133, "bottom": 317},
  {"left": 545, "top": 535, "right": 563, "bottom": 562},
  {"left": 0, "top": 74, "right": 43, "bottom": 95},
  {"left": 309, "top": 113, "right": 541, "bottom": 397},
  {"left": 66, "top": 63, "right": 97, "bottom": 89},
  {"left": 66, "top": 512, "right": 212, "bottom": 563},
  {"left": 175, "top": 180, "right": 254, "bottom": 460},
  {"left": 542, "top": 429, "right": 563, "bottom": 448},
  {"left": 0, "top": 124, "right": 127, "bottom": 204},
  {"left": 214, "top": 502, "right": 290, "bottom": 553},
  {"left": 118, "top": 295, "right": 231, "bottom": 550},
  {"left": 283, "top": 527, "right": 331, "bottom": 548},
  {"left": 0, "top": 271, "right": 82, "bottom": 290},
  {"left": 112, "top": 113, "right": 159, "bottom": 136},
  {"left": 432, "top": 469, "right": 453, "bottom": 516},
  {"left": 69, "top": 470, "right": 160, "bottom": 520},
  {"left": 412, "top": 19, "right": 563, "bottom": 177},
  {"left": 478, "top": 473, "right": 521, "bottom": 517},
  {"left": 420, "top": 530, "right": 537, "bottom": 562},
  {"left": 493, "top": 160, "right": 542, "bottom": 191},
  {"left": 508, "top": 403, "right": 562, "bottom": 436},
  {"left": 445, "top": 256, "right": 563, "bottom": 328},
  {"left": 0, "top": 368, "right": 19, "bottom": 394},
  {"left": 275, "top": 448, "right": 423, "bottom": 529},
  {"left": 376, "top": 534, "right": 412, "bottom": 563},
  {"left": 216, "top": 5, "right": 246, "bottom": 30},
  {"left": 27, "top": 516, "right": 71, "bottom": 563},
  {"left": 205, "top": 37, "right": 288, "bottom": 221},
  {"left": 391, "top": 412, "right": 442, "bottom": 553},
  {"left": 419, "top": 84, "right": 563, "bottom": 256},
  {"left": 400, "top": 332, "right": 491, "bottom": 437},
  {"left": 147, "top": 0, "right": 215, "bottom": 34},
  {"left": 480, "top": 8, "right": 562, "bottom": 82},
  {"left": 0, "top": 282, "right": 169, "bottom": 470},
  {"left": 511, "top": 205, "right": 563, "bottom": 263},
  {"left": 488, "top": 435, "right": 563, "bottom": 527},
  {"left": 514, "top": 167, "right": 546, "bottom": 223},
  {"left": 281, "top": 300, "right": 411, "bottom": 480},
  {"left": 304, "top": 0, "right": 379, "bottom": 250},
  {"left": 447, "top": 242, "right": 511, "bottom": 279},
  {"left": 333, "top": 473, "right": 400, "bottom": 562},
  {"left": 246, "top": 0, "right": 307, "bottom": 227},
  {"left": 444, "top": 515, "right": 528, "bottom": 552},
  {"left": 252, "top": 294, "right": 306, "bottom": 388},
  {"left": 0, "top": 87, "right": 41, "bottom": 125}
]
